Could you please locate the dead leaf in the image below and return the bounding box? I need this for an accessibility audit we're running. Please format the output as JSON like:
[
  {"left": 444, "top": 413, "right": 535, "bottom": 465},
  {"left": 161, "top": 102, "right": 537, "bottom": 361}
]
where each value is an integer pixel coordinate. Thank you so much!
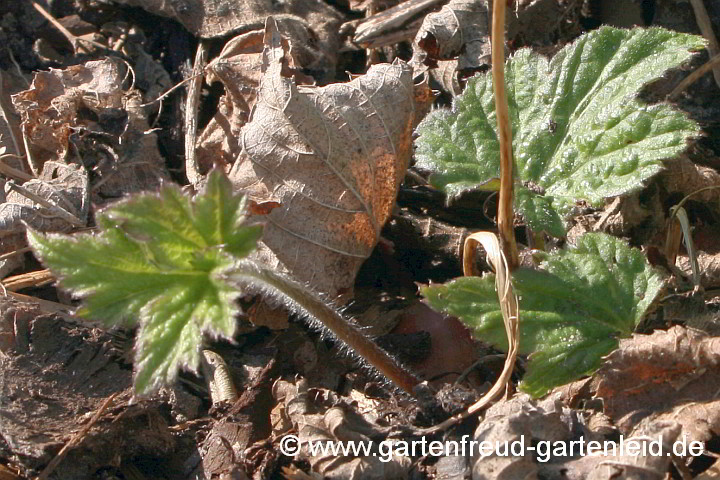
[
  {"left": 470, "top": 401, "right": 539, "bottom": 480},
  {"left": 0, "top": 70, "right": 25, "bottom": 160},
  {"left": 661, "top": 155, "right": 720, "bottom": 206},
  {"left": 272, "top": 378, "right": 411, "bottom": 479},
  {"left": 195, "top": 19, "right": 316, "bottom": 179},
  {"left": 413, "top": 0, "right": 491, "bottom": 70},
  {"left": 11, "top": 58, "right": 169, "bottom": 199},
  {"left": 391, "top": 302, "right": 478, "bottom": 383},
  {"left": 411, "top": 0, "right": 583, "bottom": 94},
  {"left": 0, "top": 161, "right": 88, "bottom": 278},
  {"left": 230, "top": 55, "right": 416, "bottom": 297},
  {"left": 99, "top": 23, "right": 172, "bottom": 110},
  {"left": 110, "top": 0, "right": 343, "bottom": 62},
  {"left": 249, "top": 200, "right": 283, "bottom": 216},
  {"left": 507, "top": 0, "right": 582, "bottom": 47},
  {"left": 585, "top": 326, "right": 720, "bottom": 446},
  {"left": 248, "top": 299, "right": 290, "bottom": 330},
  {"left": 0, "top": 296, "right": 39, "bottom": 354},
  {"left": 554, "top": 422, "right": 679, "bottom": 480},
  {"left": 0, "top": 161, "right": 88, "bottom": 235}
]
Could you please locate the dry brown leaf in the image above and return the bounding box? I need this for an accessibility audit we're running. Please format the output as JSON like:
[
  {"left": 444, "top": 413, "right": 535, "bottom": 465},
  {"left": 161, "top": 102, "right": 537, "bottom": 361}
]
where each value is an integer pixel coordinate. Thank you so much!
[
  {"left": 99, "top": 23, "right": 172, "bottom": 109},
  {"left": 413, "top": 0, "right": 491, "bottom": 68},
  {"left": 661, "top": 155, "right": 720, "bottom": 206},
  {"left": 0, "top": 161, "right": 88, "bottom": 278},
  {"left": 195, "top": 19, "right": 316, "bottom": 179},
  {"left": 507, "top": 0, "right": 581, "bottom": 46},
  {"left": 230, "top": 53, "right": 416, "bottom": 296},
  {"left": 11, "top": 58, "right": 169, "bottom": 199},
  {"left": 430, "top": 59, "right": 462, "bottom": 96},
  {"left": 411, "top": 0, "right": 583, "bottom": 95},
  {"left": 272, "top": 378, "right": 411, "bottom": 479},
  {"left": 12, "top": 59, "right": 126, "bottom": 169},
  {"left": 0, "top": 161, "right": 88, "bottom": 235},
  {"left": 554, "top": 422, "right": 679, "bottom": 480},
  {"left": 586, "top": 326, "right": 720, "bottom": 446},
  {"left": 110, "top": 0, "right": 343, "bottom": 65},
  {"left": 470, "top": 398, "right": 540, "bottom": 480}
]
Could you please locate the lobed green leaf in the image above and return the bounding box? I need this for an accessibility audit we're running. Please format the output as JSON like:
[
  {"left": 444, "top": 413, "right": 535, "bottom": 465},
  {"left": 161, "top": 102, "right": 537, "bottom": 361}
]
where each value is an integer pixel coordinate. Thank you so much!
[
  {"left": 28, "top": 170, "right": 262, "bottom": 394},
  {"left": 421, "top": 233, "right": 665, "bottom": 397},
  {"left": 415, "top": 26, "right": 705, "bottom": 234}
]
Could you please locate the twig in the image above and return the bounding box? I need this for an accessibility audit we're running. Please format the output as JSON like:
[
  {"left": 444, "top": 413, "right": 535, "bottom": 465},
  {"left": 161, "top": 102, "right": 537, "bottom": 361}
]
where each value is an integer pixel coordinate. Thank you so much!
[
  {"left": 36, "top": 392, "right": 120, "bottom": 480},
  {"left": 5, "top": 181, "right": 85, "bottom": 227},
  {"left": 0, "top": 154, "right": 34, "bottom": 181},
  {"left": 184, "top": 40, "right": 209, "bottom": 185},
  {"left": 2, "top": 269, "right": 54, "bottom": 292},
  {"left": 30, "top": 1, "right": 107, "bottom": 54},
  {"left": 137, "top": 72, "right": 205, "bottom": 108},
  {"left": 6, "top": 47, "right": 30, "bottom": 88},
  {"left": 689, "top": 0, "right": 720, "bottom": 89},
  {"left": 668, "top": 52, "right": 720, "bottom": 100},
  {"left": 351, "top": 0, "right": 443, "bottom": 49},
  {"left": 0, "top": 246, "right": 31, "bottom": 261},
  {"left": 491, "top": 0, "right": 519, "bottom": 270},
  {"left": 21, "top": 125, "right": 40, "bottom": 176}
]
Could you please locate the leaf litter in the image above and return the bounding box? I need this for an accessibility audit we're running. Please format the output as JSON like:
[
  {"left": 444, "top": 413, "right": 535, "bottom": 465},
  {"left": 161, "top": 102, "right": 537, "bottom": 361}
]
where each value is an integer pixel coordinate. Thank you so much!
[{"left": 2, "top": 1, "right": 720, "bottom": 479}]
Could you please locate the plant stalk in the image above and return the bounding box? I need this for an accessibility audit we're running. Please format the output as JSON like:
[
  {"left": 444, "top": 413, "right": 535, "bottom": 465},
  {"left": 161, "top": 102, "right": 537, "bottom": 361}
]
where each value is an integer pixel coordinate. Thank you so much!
[
  {"left": 491, "top": 0, "right": 519, "bottom": 270},
  {"left": 228, "top": 260, "right": 421, "bottom": 394}
]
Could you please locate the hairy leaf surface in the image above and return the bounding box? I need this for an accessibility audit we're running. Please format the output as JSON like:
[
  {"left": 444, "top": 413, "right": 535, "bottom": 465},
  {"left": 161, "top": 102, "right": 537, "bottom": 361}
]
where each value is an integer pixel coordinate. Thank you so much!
[
  {"left": 28, "top": 171, "right": 262, "bottom": 394},
  {"left": 415, "top": 27, "right": 704, "bottom": 235},
  {"left": 422, "top": 233, "right": 665, "bottom": 396}
]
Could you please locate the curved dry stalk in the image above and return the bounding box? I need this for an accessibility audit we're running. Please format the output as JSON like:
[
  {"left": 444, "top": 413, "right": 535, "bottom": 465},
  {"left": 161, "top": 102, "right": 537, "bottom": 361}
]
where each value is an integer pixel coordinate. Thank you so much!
[
  {"left": 420, "top": 232, "right": 519, "bottom": 434},
  {"left": 665, "top": 186, "right": 720, "bottom": 287},
  {"left": 418, "top": 0, "right": 522, "bottom": 435},
  {"left": 491, "top": 0, "right": 519, "bottom": 270}
]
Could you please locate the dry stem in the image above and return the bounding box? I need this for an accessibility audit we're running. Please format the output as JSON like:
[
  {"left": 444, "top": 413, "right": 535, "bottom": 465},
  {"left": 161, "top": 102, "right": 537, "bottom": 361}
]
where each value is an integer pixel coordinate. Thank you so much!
[
  {"left": 491, "top": 0, "right": 519, "bottom": 269},
  {"left": 689, "top": 0, "right": 720, "bottom": 89}
]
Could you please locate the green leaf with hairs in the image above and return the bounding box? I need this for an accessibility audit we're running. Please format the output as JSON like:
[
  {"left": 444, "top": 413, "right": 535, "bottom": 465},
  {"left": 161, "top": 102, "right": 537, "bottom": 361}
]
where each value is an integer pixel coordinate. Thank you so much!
[
  {"left": 415, "top": 26, "right": 704, "bottom": 235},
  {"left": 421, "top": 233, "right": 664, "bottom": 397},
  {"left": 28, "top": 170, "right": 262, "bottom": 394}
]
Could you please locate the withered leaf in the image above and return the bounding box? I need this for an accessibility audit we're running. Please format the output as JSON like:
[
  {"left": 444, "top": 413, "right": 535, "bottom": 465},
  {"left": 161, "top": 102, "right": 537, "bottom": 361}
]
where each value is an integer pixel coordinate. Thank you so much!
[
  {"left": 587, "top": 326, "right": 720, "bottom": 446},
  {"left": 1, "top": 161, "right": 88, "bottom": 278},
  {"left": 0, "top": 162, "right": 88, "bottom": 236},
  {"left": 231, "top": 55, "right": 416, "bottom": 296},
  {"left": 661, "top": 155, "right": 720, "bottom": 206},
  {"left": 556, "top": 422, "right": 679, "bottom": 480},
  {"left": 413, "top": 0, "right": 491, "bottom": 69},
  {"left": 11, "top": 58, "right": 168, "bottom": 199},
  {"left": 272, "top": 379, "right": 411, "bottom": 479},
  {"left": 111, "top": 0, "right": 343, "bottom": 60},
  {"left": 195, "top": 19, "right": 315, "bottom": 178}
]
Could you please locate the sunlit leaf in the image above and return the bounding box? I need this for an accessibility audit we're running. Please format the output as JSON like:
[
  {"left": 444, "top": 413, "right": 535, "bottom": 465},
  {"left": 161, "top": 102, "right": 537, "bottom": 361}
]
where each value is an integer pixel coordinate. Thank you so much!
[
  {"left": 422, "top": 233, "right": 665, "bottom": 397},
  {"left": 415, "top": 26, "right": 704, "bottom": 234},
  {"left": 28, "top": 170, "right": 262, "bottom": 394}
]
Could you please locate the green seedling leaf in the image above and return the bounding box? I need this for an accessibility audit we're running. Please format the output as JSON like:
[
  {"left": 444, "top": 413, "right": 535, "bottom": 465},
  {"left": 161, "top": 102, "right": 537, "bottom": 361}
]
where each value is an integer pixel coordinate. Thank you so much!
[
  {"left": 415, "top": 26, "right": 705, "bottom": 235},
  {"left": 28, "top": 171, "right": 263, "bottom": 395},
  {"left": 422, "top": 233, "right": 664, "bottom": 397}
]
